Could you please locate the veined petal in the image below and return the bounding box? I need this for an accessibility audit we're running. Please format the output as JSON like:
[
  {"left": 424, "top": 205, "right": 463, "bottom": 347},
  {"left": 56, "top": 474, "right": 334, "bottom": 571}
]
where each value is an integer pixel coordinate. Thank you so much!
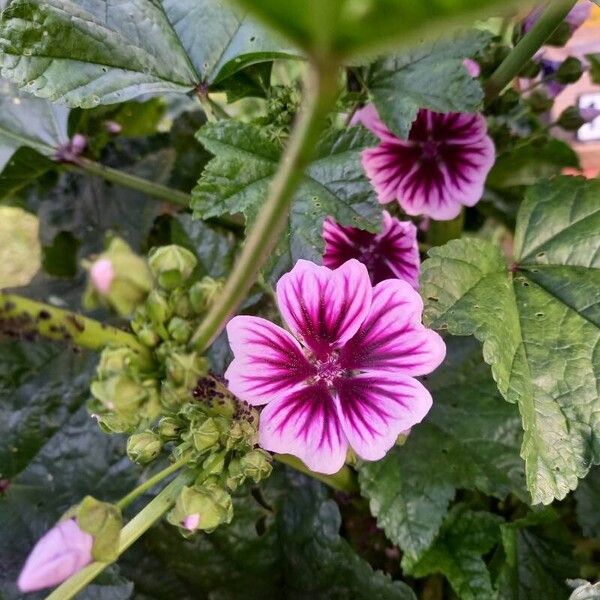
[
  {"left": 276, "top": 259, "right": 372, "bottom": 358},
  {"left": 335, "top": 372, "right": 432, "bottom": 461},
  {"left": 259, "top": 383, "right": 348, "bottom": 474},
  {"left": 339, "top": 279, "right": 446, "bottom": 375},
  {"left": 225, "top": 316, "right": 314, "bottom": 406}
]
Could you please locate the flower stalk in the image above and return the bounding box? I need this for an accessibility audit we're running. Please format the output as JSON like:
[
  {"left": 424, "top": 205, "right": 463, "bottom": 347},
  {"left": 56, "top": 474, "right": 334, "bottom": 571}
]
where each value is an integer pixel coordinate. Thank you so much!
[
  {"left": 484, "top": 0, "right": 579, "bottom": 102},
  {"left": 189, "top": 61, "right": 342, "bottom": 351}
]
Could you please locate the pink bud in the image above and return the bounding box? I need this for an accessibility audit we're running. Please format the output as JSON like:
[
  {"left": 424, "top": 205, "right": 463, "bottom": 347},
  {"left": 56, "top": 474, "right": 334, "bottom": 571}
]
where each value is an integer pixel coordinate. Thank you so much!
[
  {"left": 182, "top": 513, "right": 201, "bottom": 531},
  {"left": 90, "top": 258, "right": 115, "bottom": 295},
  {"left": 18, "top": 519, "right": 93, "bottom": 592},
  {"left": 70, "top": 134, "right": 87, "bottom": 156},
  {"left": 105, "top": 121, "right": 122, "bottom": 135},
  {"left": 579, "top": 106, "right": 600, "bottom": 122},
  {"left": 463, "top": 58, "right": 481, "bottom": 78}
]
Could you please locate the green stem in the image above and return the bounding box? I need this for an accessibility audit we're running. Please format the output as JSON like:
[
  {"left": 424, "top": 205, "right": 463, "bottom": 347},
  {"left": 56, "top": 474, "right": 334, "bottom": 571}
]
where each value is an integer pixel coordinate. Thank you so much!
[
  {"left": 198, "top": 93, "right": 231, "bottom": 121},
  {"left": 484, "top": 0, "right": 578, "bottom": 103},
  {"left": 45, "top": 471, "right": 194, "bottom": 600},
  {"left": 274, "top": 454, "right": 359, "bottom": 494},
  {"left": 116, "top": 457, "right": 190, "bottom": 510},
  {"left": 0, "top": 293, "right": 151, "bottom": 362},
  {"left": 190, "top": 61, "right": 341, "bottom": 351}
]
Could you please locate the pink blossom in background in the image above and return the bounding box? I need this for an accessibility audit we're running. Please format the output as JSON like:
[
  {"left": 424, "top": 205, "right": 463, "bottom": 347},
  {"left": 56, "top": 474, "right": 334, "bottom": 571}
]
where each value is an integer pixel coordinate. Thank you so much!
[
  {"left": 463, "top": 58, "right": 481, "bottom": 78},
  {"left": 18, "top": 519, "right": 93, "bottom": 592},
  {"left": 225, "top": 259, "right": 445, "bottom": 474},
  {"left": 90, "top": 258, "right": 115, "bottom": 294},
  {"left": 322, "top": 211, "right": 420, "bottom": 288},
  {"left": 355, "top": 105, "right": 495, "bottom": 220}
]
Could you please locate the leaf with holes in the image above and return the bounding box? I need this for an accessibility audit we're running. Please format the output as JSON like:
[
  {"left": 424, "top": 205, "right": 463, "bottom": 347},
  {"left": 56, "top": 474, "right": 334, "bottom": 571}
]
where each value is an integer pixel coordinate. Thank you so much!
[{"left": 421, "top": 176, "right": 600, "bottom": 505}]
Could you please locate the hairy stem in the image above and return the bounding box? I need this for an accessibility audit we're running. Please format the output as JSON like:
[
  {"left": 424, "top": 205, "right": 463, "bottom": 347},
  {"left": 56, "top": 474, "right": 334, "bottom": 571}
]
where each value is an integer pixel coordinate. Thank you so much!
[
  {"left": 275, "top": 454, "right": 359, "bottom": 494},
  {"left": 0, "top": 293, "right": 151, "bottom": 362},
  {"left": 190, "top": 61, "right": 341, "bottom": 351},
  {"left": 45, "top": 470, "right": 194, "bottom": 600},
  {"left": 484, "top": 0, "right": 578, "bottom": 102}
]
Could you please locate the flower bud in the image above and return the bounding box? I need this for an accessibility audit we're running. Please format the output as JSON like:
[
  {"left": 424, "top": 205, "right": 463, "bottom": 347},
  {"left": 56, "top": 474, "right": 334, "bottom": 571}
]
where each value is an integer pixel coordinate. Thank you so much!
[
  {"left": 158, "top": 416, "right": 185, "bottom": 440},
  {"left": 240, "top": 449, "right": 272, "bottom": 483},
  {"left": 96, "top": 346, "right": 143, "bottom": 379},
  {"left": 202, "top": 450, "right": 227, "bottom": 476},
  {"left": 17, "top": 519, "right": 93, "bottom": 592},
  {"left": 148, "top": 245, "right": 197, "bottom": 290},
  {"left": 557, "top": 106, "right": 586, "bottom": 131},
  {"left": 192, "top": 418, "right": 221, "bottom": 453},
  {"left": 90, "top": 375, "right": 148, "bottom": 417},
  {"left": 226, "top": 419, "right": 258, "bottom": 451},
  {"left": 146, "top": 290, "right": 172, "bottom": 327},
  {"left": 189, "top": 277, "right": 225, "bottom": 314},
  {"left": 84, "top": 238, "right": 153, "bottom": 316},
  {"left": 134, "top": 323, "right": 161, "bottom": 348},
  {"left": 167, "top": 484, "right": 233, "bottom": 535},
  {"left": 225, "top": 458, "right": 245, "bottom": 491},
  {"left": 556, "top": 56, "right": 584, "bottom": 84},
  {"left": 166, "top": 351, "right": 208, "bottom": 387},
  {"left": 76, "top": 496, "right": 122, "bottom": 562},
  {"left": 167, "top": 316, "right": 193, "bottom": 344},
  {"left": 161, "top": 381, "right": 191, "bottom": 410},
  {"left": 463, "top": 58, "right": 480, "bottom": 78},
  {"left": 169, "top": 287, "right": 193, "bottom": 318},
  {"left": 127, "top": 431, "right": 162, "bottom": 464}
]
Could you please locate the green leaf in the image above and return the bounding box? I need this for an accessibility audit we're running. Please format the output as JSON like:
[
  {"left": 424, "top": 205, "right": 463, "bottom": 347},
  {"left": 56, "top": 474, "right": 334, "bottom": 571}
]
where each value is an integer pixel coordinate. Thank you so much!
[
  {"left": 421, "top": 176, "right": 600, "bottom": 504},
  {"left": 0, "top": 146, "right": 55, "bottom": 203},
  {"left": 487, "top": 139, "right": 580, "bottom": 189},
  {"left": 575, "top": 467, "right": 600, "bottom": 539},
  {"left": 586, "top": 54, "right": 600, "bottom": 85},
  {"left": 367, "top": 30, "right": 490, "bottom": 138},
  {"left": 569, "top": 581, "right": 600, "bottom": 600},
  {"left": 0, "top": 80, "right": 69, "bottom": 170},
  {"left": 0, "top": 0, "right": 294, "bottom": 107},
  {"left": 359, "top": 337, "right": 525, "bottom": 566},
  {"left": 229, "top": 0, "right": 523, "bottom": 59},
  {"left": 406, "top": 505, "right": 502, "bottom": 600},
  {"left": 497, "top": 513, "right": 578, "bottom": 600},
  {"left": 192, "top": 121, "right": 380, "bottom": 281}
]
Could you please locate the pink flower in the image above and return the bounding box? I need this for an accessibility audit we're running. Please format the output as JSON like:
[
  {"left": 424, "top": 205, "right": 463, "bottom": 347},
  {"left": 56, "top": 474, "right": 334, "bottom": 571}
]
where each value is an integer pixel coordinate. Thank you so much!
[
  {"left": 182, "top": 513, "right": 201, "bottom": 531},
  {"left": 225, "top": 259, "right": 445, "bottom": 474},
  {"left": 90, "top": 258, "right": 115, "bottom": 294},
  {"left": 322, "top": 211, "right": 420, "bottom": 288},
  {"left": 18, "top": 519, "right": 93, "bottom": 592},
  {"left": 463, "top": 58, "right": 481, "bottom": 78},
  {"left": 356, "top": 105, "right": 495, "bottom": 221}
]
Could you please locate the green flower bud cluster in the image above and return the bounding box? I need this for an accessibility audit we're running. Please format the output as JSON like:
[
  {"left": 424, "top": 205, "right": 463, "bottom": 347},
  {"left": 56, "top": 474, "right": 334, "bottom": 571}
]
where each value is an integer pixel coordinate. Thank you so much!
[
  {"left": 88, "top": 245, "right": 226, "bottom": 436},
  {"left": 266, "top": 85, "right": 301, "bottom": 131}
]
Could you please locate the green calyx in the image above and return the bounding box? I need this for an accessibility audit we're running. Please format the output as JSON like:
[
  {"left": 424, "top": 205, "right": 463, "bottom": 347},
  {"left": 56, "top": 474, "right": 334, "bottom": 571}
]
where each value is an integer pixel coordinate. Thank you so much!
[
  {"left": 148, "top": 245, "right": 198, "bottom": 290},
  {"left": 76, "top": 496, "right": 123, "bottom": 562},
  {"left": 127, "top": 431, "right": 163, "bottom": 464}
]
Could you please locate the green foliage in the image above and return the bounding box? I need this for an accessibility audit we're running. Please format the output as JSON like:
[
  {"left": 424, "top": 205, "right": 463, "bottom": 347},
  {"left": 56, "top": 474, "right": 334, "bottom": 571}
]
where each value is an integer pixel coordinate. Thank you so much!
[
  {"left": 366, "top": 30, "right": 490, "bottom": 138},
  {"left": 422, "top": 176, "right": 600, "bottom": 505},
  {"left": 359, "top": 337, "right": 525, "bottom": 567},
  {"left": 575, "top": 467, "right": 600, "bottom": 539},
  {"left": 0, "top": 0, "right": 294, "bottom": 107},
  {"left": 192, "top": 121, "right": 380, "bottom": 280}
]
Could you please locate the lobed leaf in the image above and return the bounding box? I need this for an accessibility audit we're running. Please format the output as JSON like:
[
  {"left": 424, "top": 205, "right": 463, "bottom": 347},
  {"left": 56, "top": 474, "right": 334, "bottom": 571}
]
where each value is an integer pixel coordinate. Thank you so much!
[{"left": 421, "top": 176, "right": 600, "bottom": 504}]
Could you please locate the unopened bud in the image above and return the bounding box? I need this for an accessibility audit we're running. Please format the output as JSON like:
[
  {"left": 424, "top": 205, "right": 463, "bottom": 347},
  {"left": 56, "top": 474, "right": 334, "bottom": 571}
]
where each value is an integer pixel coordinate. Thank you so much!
[
  {"left": 90, "top": 375, "right": 147, "bottom": 416},
  {"left": 189, "top": 277, "right": 225, "bottom": 314},
  {"left": 169, "top": 287, "right": 193, "bottom": 318},
  {"left": 463, "top": 58, "right": 480, "bottom": 78},
  {"left": 557, "top": 106, "right": 586, "bottom": 130},
  {"left": 127, "top": 431, "right": 162, "bottom": 464},
  {"left": 146, "top": 290, "right": 172, "bottom": 326},
  {"left": 240, "top": 449, "right": 272, "bottom": 483},
  {"left": 161, "top": 381, "right": 191, "bottom": 410},
  {"left": 17, "top": 519, "right": 92, "bottom": 592},
  {"left": 134, "top": 323, "right": 161, "bottom": 348},
  {"left": 556, "top": 56, "right": 583, "bottom": 84},
  {"left": 76, "top": 496, "right": 122, "bottom": 562},
  {"left": 148, "top": 245, "right": 197, "bottom": 290},
  {"left": 167, "top": 317, "right": 193, "bottom": 344},
  {"left": 192, "top": 418, "right": 221, "bottom": 453},
  {"left": 158, "top": 416, "right": 185, "bottom": 440},
  {"left": 202, "top": 450, "right": 226, "bottom": 476},
  {"left": 90, "top": 258, "right": 114, "bottom": 294},
  {"left": 166, "top": 351, "right": 208, "bottom": 387},
  {"left": 97, "top": 346, "right": 143, "bottom": 378},
  {"left": 167, "top": 484, "right": 232, "bottom": 535},
  {"left": 225, "top": 458, "right": 245, "bottom": 491}
]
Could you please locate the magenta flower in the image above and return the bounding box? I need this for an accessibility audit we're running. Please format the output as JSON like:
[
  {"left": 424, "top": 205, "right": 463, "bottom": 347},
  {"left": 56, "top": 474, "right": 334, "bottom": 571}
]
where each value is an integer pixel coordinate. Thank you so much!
[
  {"left": 90, "top": 258, "right": 114, "bottom": 294},
  {"left": 225, "top": 259, "right": 445, "bottom": 474},
  {"left": 18, "top": 519, "right": 93, "bottom": 592},
  {"left": 322, "top": 211, "right": 420, "bottom": 288},
  {"left": 355, "top": 105, "right": 495, "bottom": 220}
]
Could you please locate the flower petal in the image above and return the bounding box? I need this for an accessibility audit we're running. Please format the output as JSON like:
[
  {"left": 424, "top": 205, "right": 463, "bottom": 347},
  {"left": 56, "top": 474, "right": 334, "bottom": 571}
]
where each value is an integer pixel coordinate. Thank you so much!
[
  {"left": 335, "top": 372, "right": 432, "bottom": 461},
  {"left": 276, "top": 259, "right": 372, "bottom": 358},
  {"left": 259, "top": 383, "right": 348, "bottom": 474},
  {"left": 339, "top": 279, "right": 446, "bottom": 375},
  {"left": 351, "top": 104, "right": 397, "bottom": 141},
  {"left": 225, "top": 316, "right": 314, "bottom": 406}
]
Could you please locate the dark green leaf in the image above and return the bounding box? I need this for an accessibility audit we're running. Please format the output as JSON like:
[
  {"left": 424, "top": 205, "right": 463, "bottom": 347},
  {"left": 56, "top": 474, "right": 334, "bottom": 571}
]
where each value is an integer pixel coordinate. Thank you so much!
[
  {"left": 585, "top": 54, "right": 600, "bottom": 85},
  {"left": 406, "top": 505, "right": 502, "bottom": 600},
  {"left": 359, "top": 337, "right": 525, "bottom": 566},
  {"left": 421, "top": 176, "right": 600, "bottom": 504},
  {"left": 0, "top": 0, "right": 294, "bottom": 106},
  {"left": 367, "top": 30, "right": 490, "bottom": 138},
  {"left": 575, "top": 467, "right": 600, "bottom": 539},
  {"left": 0, "top": 146, "right": 55, "bottom": 204},
  {"left": 192, "top": 121, "right": 380, "bottom": 281}
]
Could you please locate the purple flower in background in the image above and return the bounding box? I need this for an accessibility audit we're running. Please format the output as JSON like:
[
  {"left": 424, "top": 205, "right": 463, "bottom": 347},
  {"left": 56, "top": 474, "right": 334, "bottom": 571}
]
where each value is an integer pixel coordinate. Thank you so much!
[
  {"left": 225, "top": 259, "right": 445, "bottom": 474},
  {"left": 540, "top": 59, "right": 566, "bottom": 98},
  {"left": 18, "top": 519, "right": 93, "bottom": 592},
  {"left": 322, "top": 211, "right": 420, "bottom": 288},
  {"left": 525, "top": 1, "right": 591, "bottom": 34},
  {"left": 356, "top": 105, "right": 495, "bottom": 220}
]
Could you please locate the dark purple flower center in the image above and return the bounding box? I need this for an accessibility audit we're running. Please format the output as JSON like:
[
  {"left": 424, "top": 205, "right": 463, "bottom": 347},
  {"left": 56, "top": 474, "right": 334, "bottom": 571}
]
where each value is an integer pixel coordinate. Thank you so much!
[
  {"left": 420, "top": 139, "right": 439, "bottom": 160},
  {"left": 357, "top": 242, "right": 379, "bottom": 270},
  {"left": 314, "top": 353, "right": 344, "bottom": 384}
]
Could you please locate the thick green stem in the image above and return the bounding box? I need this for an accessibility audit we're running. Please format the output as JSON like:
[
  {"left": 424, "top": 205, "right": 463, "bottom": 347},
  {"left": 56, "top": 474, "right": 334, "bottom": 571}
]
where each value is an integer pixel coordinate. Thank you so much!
[
  {"left": 484, "top": 0, "right": 578, "bottom": 102},
  {"left": 45, "top": 471, "right": 194, "bottom": 600},
  {"left": 275, "top": 454, "right": 359, "bottom": 494},
  {"left": 190, "top": 62, "right": 340, "bottom": 351},
  {"left": 0, "top": 293, "right": 150, "bottom": 362}
]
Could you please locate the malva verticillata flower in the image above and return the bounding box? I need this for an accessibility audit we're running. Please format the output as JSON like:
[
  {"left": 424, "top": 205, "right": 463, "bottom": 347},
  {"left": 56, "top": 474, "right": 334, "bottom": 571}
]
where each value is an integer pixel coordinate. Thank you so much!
[
  {"left": 322, "top": 211, "right": 420, "bottom": 288},
  {"left": 224, "top": 259, "right": 445, "bottom": 474},
  {"left": 18, "top": 519, "right": 93, "bottom": 592},
  {"left": 355, "top": 105, "right": 495, "bottom": 220}
]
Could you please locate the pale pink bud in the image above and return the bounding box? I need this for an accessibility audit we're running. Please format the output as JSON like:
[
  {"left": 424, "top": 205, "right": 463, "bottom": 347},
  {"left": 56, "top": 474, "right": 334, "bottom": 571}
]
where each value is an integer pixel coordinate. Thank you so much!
[
  {"left": 18, "top": 519, "right": 93, "bottom": 592},
  {"left": 90, "top": 258, "right": 115, "bottom": 295},
  {"left": 182, "top": 513, "right": 201, "bottom": 531},
  {"left": 70, "top": 134, "right": 87, "bottom": 156},
  {"left": 463, "top": 58, "right": 481, "bottom": 78},
  {"left": 105, "top": 121, "right": 122, "bottom": 135}
]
